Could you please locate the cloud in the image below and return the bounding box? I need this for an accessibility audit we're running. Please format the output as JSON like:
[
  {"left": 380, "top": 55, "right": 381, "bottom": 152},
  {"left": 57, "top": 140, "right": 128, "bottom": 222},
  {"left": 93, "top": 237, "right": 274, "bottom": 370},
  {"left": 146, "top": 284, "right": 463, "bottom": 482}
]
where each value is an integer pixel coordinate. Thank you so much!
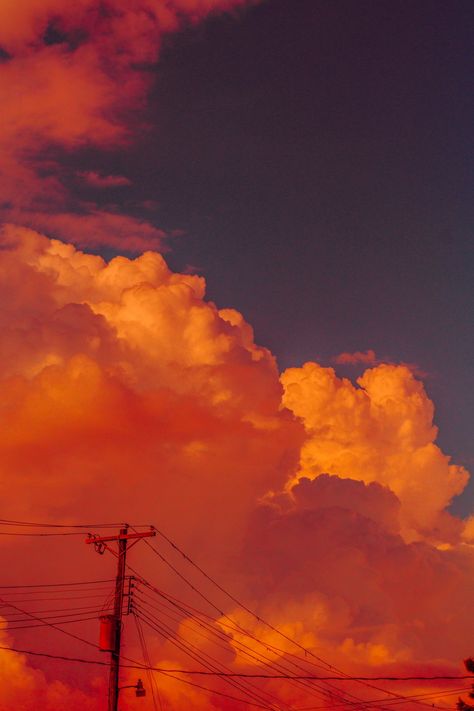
[
  {"left": 333, "top": 349, "right": 378, "bottom": 365},
  {"left": 0, "top": 3, "right": 472, "bottom": 703},
  {"left": 333, "top": 350, "right": 428, "bottom": 379},
  {"left": 77, "top": 172, "right": 132, "bottom": 188},
  {"left": 0, "top": 626, "right": 103, "bottom": 711},
  {"left": 0, "top": 227, "right": 472, "bottom": 708},
  {"left": 239, "top": 475, "right": 474, "bottom": 672},
  {"left": 6, "top": 211, "right": 167, "bottom": 251},
  {"left": 280, "top": 361, "right": 469, "bottom": 540},
  {"left": 0, "top": 224, "right": 303, "bottom": 706},
  {"left": 0, "top": 223, "right": 302, "bottom": 540},
  {"left": 0, "top": 0, "right": 258, "bottom": 249}
]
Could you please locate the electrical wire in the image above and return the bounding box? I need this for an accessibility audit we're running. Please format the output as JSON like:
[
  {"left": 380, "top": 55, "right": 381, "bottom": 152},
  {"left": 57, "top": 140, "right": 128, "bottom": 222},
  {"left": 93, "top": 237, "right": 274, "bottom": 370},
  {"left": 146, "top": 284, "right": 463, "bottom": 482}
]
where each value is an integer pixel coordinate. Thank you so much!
[
  {"left": 293, "top": 688, "right": 466, "bottom": 711},
  {"left": 131, "top": 593, "right": 473, "bottom": 681},
  {"left": 0, "top": 642, "right": 462, "bottom": 711},
  {"left": 0, "top": 579, "right": 115, "bottom": 589},
  {"left": 132, "top": 588, "right": 353, "bottom": 709},
  {"left": 134, "top": 599, "right": 292, "bottom": 710},
  {"left": 133, "top": 588, "right": 461, "bottom": 711},
  {"left": 134, "top": 612, "right": 162, "bottom": 711},
  {"left": 0, "top": 592, "right": 115, "bottom": 602},
  {"left": 0, "top": 641, "right": 276, "bottom": 711},
  {"left": 0, "top": 642, "right": 469, "bottom": 685},
  {"left": 0, "top": 519, "right": 131, "bottom": 529},
  {"left": 0, "top": 531, "right": 86, "bottom": 537},
  {"left": 2, "top": 519, "right": 459, "bottom": 711},
  {"left": 129, "top": 569, "right": 386, "bottom": 711},
  {"left": 141, "top": 529, "right": 457, "bottom": 711},
  {"left": 0, "top": 598, "right": 99, "bottom": 649},
  {"left": 2, "top": 616, "right": 108, "bottom": 631},
  {"left": 0, "top": 603, "right": 113, "bottom": 618},
  {"left": 135, "top": 605, "right": 288, "bottom": 711}
]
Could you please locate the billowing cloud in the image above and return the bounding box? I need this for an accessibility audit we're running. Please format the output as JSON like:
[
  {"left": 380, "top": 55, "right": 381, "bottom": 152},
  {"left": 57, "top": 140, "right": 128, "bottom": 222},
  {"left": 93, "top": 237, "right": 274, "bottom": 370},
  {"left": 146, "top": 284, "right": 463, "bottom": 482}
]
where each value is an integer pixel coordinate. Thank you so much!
[
  {"left": 0, "top": 2, "right": 472, "bottom": 706},
  {"left": 239, "top": 474, "right": 474, "bottom": 672},
  {"left": 280, "top": 361, "right": 469, "bottom": 540},
  {"left": 0, "top": 227, "right": 471, "bottom": 709},
  {"left": 0, "top": 0, "right": 258, "bottom": 249},
  {"left": 0, "top": 224, "right": 303, "bottom": 577}
]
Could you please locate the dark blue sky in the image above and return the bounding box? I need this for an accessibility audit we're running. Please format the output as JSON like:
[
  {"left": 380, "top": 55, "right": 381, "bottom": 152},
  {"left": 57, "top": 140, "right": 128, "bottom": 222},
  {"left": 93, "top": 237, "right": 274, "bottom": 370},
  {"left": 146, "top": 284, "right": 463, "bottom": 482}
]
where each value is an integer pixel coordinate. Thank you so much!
[{"left": 81, "top": 0, "right": 473, "bottom": 510}]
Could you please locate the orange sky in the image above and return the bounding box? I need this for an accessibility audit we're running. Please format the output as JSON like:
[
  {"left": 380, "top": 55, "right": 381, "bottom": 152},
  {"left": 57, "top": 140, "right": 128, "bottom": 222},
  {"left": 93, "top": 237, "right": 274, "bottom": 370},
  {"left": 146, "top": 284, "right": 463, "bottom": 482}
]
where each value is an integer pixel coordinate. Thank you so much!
[{"left": 0, "top": 2, "right": 473, "bottom": 710}]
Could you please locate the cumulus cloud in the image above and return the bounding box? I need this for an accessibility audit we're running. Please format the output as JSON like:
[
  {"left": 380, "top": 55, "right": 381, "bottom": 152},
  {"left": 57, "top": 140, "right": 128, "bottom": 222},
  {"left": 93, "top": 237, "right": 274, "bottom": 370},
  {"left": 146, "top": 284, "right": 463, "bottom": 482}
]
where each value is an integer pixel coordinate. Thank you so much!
[
  {"left": 280, "top": 361, "right": 469, "bottom": 540},
  {"left": 239, "top": 474, "right": 474, "bottom": 672},
  {"left": 0, "top": 227, "right": 471, "bottom": 709},
  {"left": 0, "top": 4, "right": 472, "bottom": 704},
  {"left": 0, "top": 224, "right": 302, "bottom": 562}
]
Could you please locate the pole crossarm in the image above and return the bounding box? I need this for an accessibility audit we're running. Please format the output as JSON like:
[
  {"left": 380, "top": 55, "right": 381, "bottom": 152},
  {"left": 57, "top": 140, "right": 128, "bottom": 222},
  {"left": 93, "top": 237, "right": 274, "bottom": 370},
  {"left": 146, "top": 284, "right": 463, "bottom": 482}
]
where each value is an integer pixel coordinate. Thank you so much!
[{"left": 85, "top": 529, "right": 156, "bottom": 544}]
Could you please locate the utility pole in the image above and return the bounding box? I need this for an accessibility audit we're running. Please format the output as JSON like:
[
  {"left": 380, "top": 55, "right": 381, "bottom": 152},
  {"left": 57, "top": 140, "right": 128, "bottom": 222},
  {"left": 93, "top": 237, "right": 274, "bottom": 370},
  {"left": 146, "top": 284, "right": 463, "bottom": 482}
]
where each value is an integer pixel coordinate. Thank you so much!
[
  {"left": 109, "top": 525, "right": 127, "bottom": 711},
  {"left": 86, "top": 526, "right": 156, "bottom": 711}
]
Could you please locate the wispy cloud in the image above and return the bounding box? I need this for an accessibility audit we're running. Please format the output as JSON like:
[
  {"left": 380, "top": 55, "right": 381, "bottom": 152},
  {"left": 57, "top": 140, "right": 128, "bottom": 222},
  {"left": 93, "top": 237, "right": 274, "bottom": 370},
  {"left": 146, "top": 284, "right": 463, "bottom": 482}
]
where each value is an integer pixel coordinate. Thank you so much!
[{"left": 77, "top": 171, "right": 132, "bottom": 188}]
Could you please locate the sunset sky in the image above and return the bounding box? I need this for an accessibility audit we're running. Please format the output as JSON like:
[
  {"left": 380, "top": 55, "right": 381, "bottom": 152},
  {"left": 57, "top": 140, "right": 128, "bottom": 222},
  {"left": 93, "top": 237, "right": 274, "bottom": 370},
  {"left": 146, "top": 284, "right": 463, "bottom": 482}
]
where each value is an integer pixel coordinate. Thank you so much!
[{"left": 0, "top": 1, "right": 473, "bottom": 710}]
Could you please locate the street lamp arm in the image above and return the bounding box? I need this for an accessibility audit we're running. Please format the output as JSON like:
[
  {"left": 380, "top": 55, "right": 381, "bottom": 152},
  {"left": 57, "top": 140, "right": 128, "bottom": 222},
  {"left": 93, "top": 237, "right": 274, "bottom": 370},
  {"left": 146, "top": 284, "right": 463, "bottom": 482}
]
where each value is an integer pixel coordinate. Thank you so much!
[{"left": 118, "top": 679, "right": 146, "bottom": 697}]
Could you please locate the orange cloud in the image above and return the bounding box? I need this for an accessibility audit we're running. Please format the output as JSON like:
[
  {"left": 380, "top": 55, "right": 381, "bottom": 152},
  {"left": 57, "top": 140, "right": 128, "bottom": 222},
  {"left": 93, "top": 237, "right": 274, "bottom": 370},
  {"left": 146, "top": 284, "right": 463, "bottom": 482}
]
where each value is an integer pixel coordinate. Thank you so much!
[
  {"left": 0, "top": 0, "right": 258, "bottom": 248},
  {"left": 0, "top": 227, "right": 472, "bottom": 709},
  {"left": 281, "top": 361, "right": 469, "bottom": 540},
  {"left": 5, "top": 3, "right": 471, "bottom": 708},
  {"left": 10, "top": 211, "right": 166, "bottom": 252},
  {"left": 241, "top": 473, "right": 474, "bottom": 671},
  {"left": 0, "top": 626, "right": 103, "bottom": 711}
]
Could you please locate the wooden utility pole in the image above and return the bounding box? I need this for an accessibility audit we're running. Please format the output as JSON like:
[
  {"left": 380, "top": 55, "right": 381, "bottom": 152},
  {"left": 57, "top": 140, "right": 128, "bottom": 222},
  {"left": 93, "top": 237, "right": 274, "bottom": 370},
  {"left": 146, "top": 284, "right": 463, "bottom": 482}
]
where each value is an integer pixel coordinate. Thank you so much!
[
  {"left": 109, "top": 526, "right": 128, "bottom": 711},
  {"left": 86, "top": 526, "right": 156, "bottom": 711}
]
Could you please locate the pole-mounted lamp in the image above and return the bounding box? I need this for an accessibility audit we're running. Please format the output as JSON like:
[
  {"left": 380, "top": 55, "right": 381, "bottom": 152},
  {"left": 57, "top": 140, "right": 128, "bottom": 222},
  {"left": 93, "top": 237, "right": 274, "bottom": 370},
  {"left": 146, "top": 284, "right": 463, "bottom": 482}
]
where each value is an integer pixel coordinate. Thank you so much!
[{"left": 118, "top": 679, "right": 146, "bottom": 698}]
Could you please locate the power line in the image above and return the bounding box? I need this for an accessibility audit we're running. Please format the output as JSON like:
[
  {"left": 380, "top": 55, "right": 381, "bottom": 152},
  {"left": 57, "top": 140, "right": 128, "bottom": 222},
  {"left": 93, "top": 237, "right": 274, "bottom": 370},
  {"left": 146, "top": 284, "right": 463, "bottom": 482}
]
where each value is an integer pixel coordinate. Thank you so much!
[
  {"left": 0, "top": 598, "right": 99, "bottom": 650},
  {"left": 0, "top": 643, "right": 110, "bottom": 666},
  {"left": 2, "top": 616, "right": 108, "bottom": 631},
  {"left": 144, "top": 527, "right": 465, "bottom": 711},
  {"left": 0, "top": 531, "right": 84, "bottom": 538},
  {"left": 131, "top": 576, "right": 338, "bottom": 708},
  {"left": 0, "top": 592, "right": 114, "bottom": 602},
  {"left": 132, "top": 587, "right": 468, "bottom": 683},
  {"left": 0, "top": 643, "right": 461, "bottom": 711},
  {"left": 134, "top": 613, "right": 163, "bottom": 711},
  {"left": 2, "top": 520, "right": 465, "bottom": 711},
  {"left": 0, "top": 519, "right": 132, "bottom": 529},
  {"left": 132, "top": 587, "right": 337, "bottom": 709},
  {"left": 134, "top": 604, "right": 287, "bottom": 710},
  {"left": 293, "top": 688, "right": 466, "bottom": 711},
  {"left": 0, "top": 603, "right": 113, "bottom": 618},
  {"left": 0, "top": 642, "right": 469, "bottom": 683},
  {"left": 128, "top": 559, "right": 382, "bottom": 710},
  {"left": 132, "top": 533, "right": 459, "bottom": 711},
  {"left": 0, "top": 579, "right": 115, "bottom": 589},
  {"left": 0, "top": 642, "right": 277, "bottom": 711},
  {"left": 128, "top": 575, "right": 354, "bottom": 710}
]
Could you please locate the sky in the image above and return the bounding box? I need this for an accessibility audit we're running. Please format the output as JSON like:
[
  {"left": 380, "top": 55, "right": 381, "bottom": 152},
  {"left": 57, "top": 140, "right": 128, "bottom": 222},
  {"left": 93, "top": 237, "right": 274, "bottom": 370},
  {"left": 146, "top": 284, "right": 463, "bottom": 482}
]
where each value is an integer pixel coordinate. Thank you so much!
[
  {"left": 0, "top": 1, "right": 473, "bottom": 710},
  {"left": 143, "top": 0, "right": 474, "bottom": 490}
]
